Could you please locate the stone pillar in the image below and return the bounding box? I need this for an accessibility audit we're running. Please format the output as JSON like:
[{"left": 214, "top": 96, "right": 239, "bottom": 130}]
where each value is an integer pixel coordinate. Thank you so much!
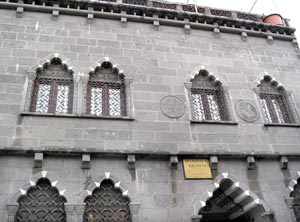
[
  {"left": 65, "top": 204, "right": 75, "bottom": 222},
  {"left": 74, "top": 205, "right": 85, "bottom": 222},
  {"left": 6, "top": 205, "right": 18, "bottom": 222},
  {"left": 74, "top": 73, "right": 89, "bottom": 115},
  {"left": 129, "top": 203, "right": 140, "bottom": 222}
]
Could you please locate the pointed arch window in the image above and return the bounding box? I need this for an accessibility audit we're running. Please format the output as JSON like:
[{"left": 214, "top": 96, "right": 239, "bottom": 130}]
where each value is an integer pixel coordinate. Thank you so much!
[
  {"left": 190, "top": 70, "right": 228, "bottom": 121},
  {"left": 30, "top": 58, "right": 74, "bottom": 114},
  {"left": 87, "top": 61, "right": 126, "bottom": 117},
  {"left": 258, "top": 76, "right": 292, "bottom": 124},
  {"left": 15, "top": 178, "right": 67, "bottom": 222},
  {"left": 83, "top": 179, "right": 131, "bottom": 222}
]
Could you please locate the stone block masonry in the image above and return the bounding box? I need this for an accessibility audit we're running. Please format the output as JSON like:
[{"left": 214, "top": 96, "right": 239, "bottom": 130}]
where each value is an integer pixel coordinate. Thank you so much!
[{"left": 0, "top": 2, "right": 299, "bottom": 221}]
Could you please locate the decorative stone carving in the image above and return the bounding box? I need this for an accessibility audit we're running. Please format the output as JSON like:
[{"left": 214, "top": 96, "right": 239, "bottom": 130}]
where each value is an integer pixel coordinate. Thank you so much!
[
  {"left": 169, "top": 155, "right": 178, "bottom": 170},
  {"left": 236, "top": 101, "right": 259, "bottom": 123},
  {"left": 83, "top": 180, "right": 131, "bottom": 222},
  {"left": 82, "top": 154, "right": 91, "bottom": 169},
  {"left": 210, "top": 9, "right": 233, "bottom": 18},
  {"left": 34, "top": 152, "right": 43, "bottom": 168},
  {"left": 6, "top": 205, "right": 18, "bottom": 222},
  {"left": 87, "top": 61, "right": 126, "bottom": 117},
  {"left": 15, "top": 178, "right": 67, "bottom": 222},
  {"left": 127, "top": 155, "right": 136, "bottom": 170},
  {"left": 210, "top": 156, "right": 218, "bottom": 170},
  {"left": 247, "top": 156, "right": 256, "bottom": 170},
  {"left": 160, "top": 95, "right": 185, "bottom": 118},
  {"left": 281, "top": 156, "right": 288, "bottom": 169},
  {"left": 31, "top": 57, "right": 74, "bottom": 114},
  {"left": 199, "top": 189, "right": 240, "bottom": 219}
]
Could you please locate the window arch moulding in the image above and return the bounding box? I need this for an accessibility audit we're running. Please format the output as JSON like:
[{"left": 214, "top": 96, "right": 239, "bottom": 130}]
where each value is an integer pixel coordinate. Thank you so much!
[
  {"left": 22, "top": 53, "right": 77, "bottom": 116},
  {"left": 21, "top": 56, "right": 134, "bottom": 121},
  {"left": 253, "top": 74, "right": 300, "bottom": 127},
  {"left": 81, "top": 172, "right": 140, "bottom": 222},
  {"left": 6, "top": 171, "right": 68, "bottom": 222},
  {"left": 185, "top": 68, "right": 237, "bottom": 125},
  {"left": 83, "top": 57, "right": 134, "bottom": 120},
  {"left": 192, "top": 173, "right": 274, "bottom": 222}
]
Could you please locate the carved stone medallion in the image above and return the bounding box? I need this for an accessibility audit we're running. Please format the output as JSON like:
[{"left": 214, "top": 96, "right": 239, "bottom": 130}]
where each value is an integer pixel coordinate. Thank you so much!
[
  {"left": 236, "top": 101, "right": 259, "bottom": 122},
  {"left": 160, "top": 95, "right": 185, "bottom": 118}
]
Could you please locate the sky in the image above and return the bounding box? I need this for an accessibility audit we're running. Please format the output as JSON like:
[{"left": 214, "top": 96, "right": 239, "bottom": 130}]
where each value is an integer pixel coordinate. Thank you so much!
[{"left": 173, "top": 0, "right": 299, "bottom": 37}]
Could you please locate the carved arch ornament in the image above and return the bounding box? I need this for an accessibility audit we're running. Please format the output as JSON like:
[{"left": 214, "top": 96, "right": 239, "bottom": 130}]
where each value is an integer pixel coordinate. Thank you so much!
[
  {"left": 7, "top": 172, "right": 140, "bottom": 222},
  {"left": 6, "top": 171, "right": 67, "bottom": 222},
  {"left": 84, "top": 57, "right": 133, "bottom": 118},
  {"left": 285, "top": 172, "right": 300, "bottom": 222},
  {"left": 184, "top": 67, "right": 235, "bottom": 122},
  {"left": 23, "top": 55, "right": 134, "bottom": 118},
  {"left": 24, "top": 53, "right": 75, "bottom": 114},
  {"left": 30, "top": 57, "right": 74, "bottom": 114},
  {"left": 192, "top": 173, "right": 274, "bottom": 222},
  {"left": 86, "top": 59, "right": 127, "bottom": 117},
  {"left": 15, "top": 178, "right": 67, "bottom": 222},
  {"left": 253, "top": 74, "right": 299, "bottom": 124},
  {"left": 83, "top": 173, "right": 132, "bottom": 222}
]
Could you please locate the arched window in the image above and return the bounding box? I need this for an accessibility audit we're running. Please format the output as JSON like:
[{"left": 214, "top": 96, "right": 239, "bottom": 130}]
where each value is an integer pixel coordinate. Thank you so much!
[
  {"left": 83, "top": 179, "right": 131, "bottom": 222},
  {"left": 15, "top": 178, "right": 67, "bottom": 222},
  {"left": 290, "top": 179, "right": 300, "bottom": 222},
  {"left": 86, "top": 61, "right": 126, "bottom": 117},
  {"left": 258, "top": 76, "right": 292, "bottom": 124},
  {"left": 30, "top": 57, "right": 74, "bottom": 114},
  {"left": 191, "top": 70, "right": 228, "bottom": 121}
]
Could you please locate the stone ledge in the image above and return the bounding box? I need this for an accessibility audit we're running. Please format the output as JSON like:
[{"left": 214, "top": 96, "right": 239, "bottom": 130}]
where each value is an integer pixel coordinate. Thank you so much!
[
  {"left": 3, "top": 148, "right": 300, "bottom": 159},
  {"left": 20, "top": 112, "right": 135, "bottom": 121},
  {"left": 190, "top": 120, "right": 238, "bottom": 125},
  {"left": 264, "top": 123, "right": 300, "bottom": 127}
]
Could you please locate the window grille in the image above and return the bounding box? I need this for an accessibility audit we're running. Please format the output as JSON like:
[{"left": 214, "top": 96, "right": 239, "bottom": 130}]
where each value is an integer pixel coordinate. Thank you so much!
[
  {"left": 87, "top": 62, "right": 126, "bottom": 117},
  {"left": 259, "top": 78, "right": 291, "bottom": 123},
  {"left": 191, "top": 71, "right": 228, "bottom": 121},
  {"left": 30, "top": 58, "right": 73, "bottom": 114},
  {"left": 83, "top": 180, "right": 131, "bottom": 222},
  {"left": 210, "top": 9, "right": 233, "bottom": 18},
  {"left": 15, "top": 178, "right": 67, "bottom": 222}
]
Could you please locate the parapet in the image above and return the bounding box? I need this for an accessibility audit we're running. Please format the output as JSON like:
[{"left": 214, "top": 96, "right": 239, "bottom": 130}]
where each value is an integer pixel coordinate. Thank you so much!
[{"left": 0, "top": 0, "right": 296, "bottom": 40}]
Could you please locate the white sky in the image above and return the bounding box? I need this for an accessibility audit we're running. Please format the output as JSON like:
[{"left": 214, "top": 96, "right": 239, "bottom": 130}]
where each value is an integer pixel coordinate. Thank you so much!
[{"left": 172, "top": 0, "right": 299, "bottom": 37}]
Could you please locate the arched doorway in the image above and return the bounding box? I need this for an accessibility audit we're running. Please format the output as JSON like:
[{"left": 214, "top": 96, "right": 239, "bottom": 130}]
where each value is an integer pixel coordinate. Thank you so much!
[
  {"left": 199, "top": 178, "right": 265, "bottom": 222},
  {"left": 289, "top": 178, "right": 300, "bottom": 222}
]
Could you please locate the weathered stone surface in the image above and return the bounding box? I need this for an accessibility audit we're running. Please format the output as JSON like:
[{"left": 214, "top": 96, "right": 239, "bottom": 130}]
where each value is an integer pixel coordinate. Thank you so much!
[{"left": 0, "top": 6, "right": 299, "bottom": 222}]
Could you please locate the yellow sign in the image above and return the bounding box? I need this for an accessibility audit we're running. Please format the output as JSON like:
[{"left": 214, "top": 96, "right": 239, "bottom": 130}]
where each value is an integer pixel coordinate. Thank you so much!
[{"left": 183, "top": 159, "right": 212, "bottom": 179}]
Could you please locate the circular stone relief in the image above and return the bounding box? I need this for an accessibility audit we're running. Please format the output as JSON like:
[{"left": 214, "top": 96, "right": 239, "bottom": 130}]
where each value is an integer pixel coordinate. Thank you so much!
[
  {"left": 160, "top": 95, "right": 185, "bottom": 118},
  {"left": 236, "top": 101, "right": 259, "bottom": 122}
]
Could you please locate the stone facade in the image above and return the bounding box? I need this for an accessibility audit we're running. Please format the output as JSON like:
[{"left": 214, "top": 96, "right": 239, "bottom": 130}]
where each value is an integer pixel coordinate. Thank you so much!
[{"left": 0, "top": 0, "right": 300, "bottom": 221}]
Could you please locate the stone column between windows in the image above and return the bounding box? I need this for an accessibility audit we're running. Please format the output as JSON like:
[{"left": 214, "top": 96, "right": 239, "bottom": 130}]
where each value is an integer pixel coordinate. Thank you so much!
[{"left": 65, "top": 205, "right": 85, "bottom": 222}]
